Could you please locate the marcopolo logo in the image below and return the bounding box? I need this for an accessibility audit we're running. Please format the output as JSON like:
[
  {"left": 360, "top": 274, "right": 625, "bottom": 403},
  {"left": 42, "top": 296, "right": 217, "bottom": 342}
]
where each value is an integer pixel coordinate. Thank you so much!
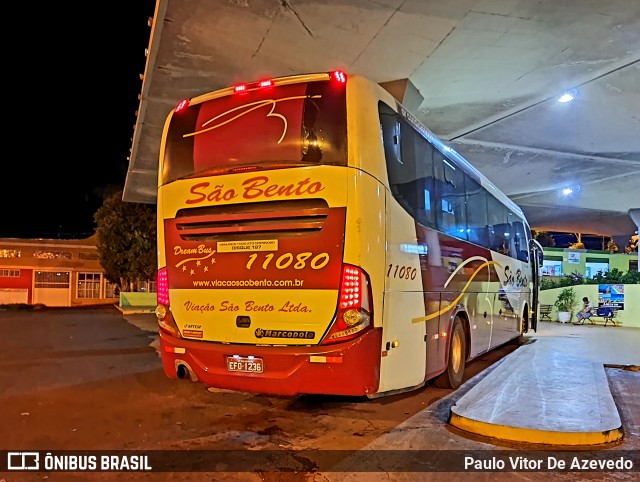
[
  {"left": 254, "top": 328, "right": 315, "bottom": 339},
  {"left": 8, "top": 451, "right": 40, "bottom": 470}
]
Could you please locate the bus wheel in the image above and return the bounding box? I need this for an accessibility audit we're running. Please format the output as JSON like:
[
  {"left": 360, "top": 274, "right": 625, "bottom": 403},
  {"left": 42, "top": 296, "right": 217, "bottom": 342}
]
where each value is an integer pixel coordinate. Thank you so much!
[
  {"left": 521, "top": 312, "right": 529, "bottom": 334},
  {"left": 511, "top": 313, "right": 528, "bottom": 345},
  {"left": 434, "top": 316, "right": 466, "bottom": 389}
]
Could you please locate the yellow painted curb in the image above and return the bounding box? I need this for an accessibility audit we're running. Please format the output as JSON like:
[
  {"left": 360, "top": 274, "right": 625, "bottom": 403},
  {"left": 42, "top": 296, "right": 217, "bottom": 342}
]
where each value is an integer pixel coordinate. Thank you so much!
[{"left": 450, "top": 413, "right": 624, "bottom": 446}]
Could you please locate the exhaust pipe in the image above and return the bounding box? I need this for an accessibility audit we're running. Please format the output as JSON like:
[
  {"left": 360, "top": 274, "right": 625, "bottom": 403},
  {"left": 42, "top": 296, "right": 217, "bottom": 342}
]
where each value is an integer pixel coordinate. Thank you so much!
[
  {"left": 176, "top": 363, "right": 190, "bottom": 380},
  {"left": 175, "top": 361, "right": 197, "bottom": 381}
]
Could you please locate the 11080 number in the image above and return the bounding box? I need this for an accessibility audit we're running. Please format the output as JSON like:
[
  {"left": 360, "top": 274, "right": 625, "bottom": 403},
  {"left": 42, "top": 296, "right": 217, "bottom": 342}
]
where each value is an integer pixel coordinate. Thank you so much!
[
  {"left": 387, "top": 264, "right": 417, "bottom": 280},
  {"left": 246, "top": 252, "right": 330, "bottom": 270}
]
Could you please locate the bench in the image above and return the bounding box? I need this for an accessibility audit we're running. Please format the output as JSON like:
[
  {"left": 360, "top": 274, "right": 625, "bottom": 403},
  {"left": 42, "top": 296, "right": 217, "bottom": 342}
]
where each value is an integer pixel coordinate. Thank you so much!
[
  {"left": 574, "top": 306, "right": 619, "bottom": 327},
  {"left": 539, "top": 304, "right": 553, "bottom": 322}
]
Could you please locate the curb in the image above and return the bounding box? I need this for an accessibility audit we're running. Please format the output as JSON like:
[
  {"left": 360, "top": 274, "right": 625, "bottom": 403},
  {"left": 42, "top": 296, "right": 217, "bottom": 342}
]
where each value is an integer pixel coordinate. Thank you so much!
[
  {"left": 449, "top": 413, "right": 624, "bottom": 446},
  {"left": 114, "top": 304, "right": 156, "bottom": 315}
]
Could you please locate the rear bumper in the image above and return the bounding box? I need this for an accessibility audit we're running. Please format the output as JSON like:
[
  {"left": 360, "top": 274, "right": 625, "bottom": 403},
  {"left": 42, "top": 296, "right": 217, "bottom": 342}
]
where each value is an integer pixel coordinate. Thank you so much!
[{"left": 159, "top": 328, "right": 382, "bottom": 397}]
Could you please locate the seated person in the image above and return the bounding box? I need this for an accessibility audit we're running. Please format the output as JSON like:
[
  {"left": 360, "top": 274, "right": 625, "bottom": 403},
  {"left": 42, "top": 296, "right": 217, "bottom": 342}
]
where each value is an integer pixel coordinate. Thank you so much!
[{"left": 574, "top": 297, "right": 594, "bottom": 324}]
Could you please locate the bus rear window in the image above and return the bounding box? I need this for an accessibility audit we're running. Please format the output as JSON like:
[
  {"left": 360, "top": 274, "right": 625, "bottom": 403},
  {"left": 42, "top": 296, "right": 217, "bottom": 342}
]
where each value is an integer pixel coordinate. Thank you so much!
[{"left": 161, "top": 80, "right": 347, "bottom": 185}]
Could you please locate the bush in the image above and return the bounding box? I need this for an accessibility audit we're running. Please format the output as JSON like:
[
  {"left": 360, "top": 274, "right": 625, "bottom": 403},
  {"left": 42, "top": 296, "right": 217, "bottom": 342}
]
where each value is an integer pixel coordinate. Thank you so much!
[
  {"left": 540, "top": 268, "right": 639, "bottom": 291},
  {"left": 540, "top": 277, "right": 557, "bottom": 290},
  {"left": 554, "top": 287, "right": 578, "bottom": 313},
  {"left": 622, "top": 270, "right": 640, "bottom": 284}
]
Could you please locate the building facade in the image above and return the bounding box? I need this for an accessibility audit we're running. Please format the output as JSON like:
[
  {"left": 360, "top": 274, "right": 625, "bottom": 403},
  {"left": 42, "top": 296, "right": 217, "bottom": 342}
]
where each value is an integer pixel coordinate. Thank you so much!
[
  {"left": 0, "top": 235, "right": 119, "bottom": 307},
  {"left": 541, "top": 247, "right": 638, "bottom": 279}
]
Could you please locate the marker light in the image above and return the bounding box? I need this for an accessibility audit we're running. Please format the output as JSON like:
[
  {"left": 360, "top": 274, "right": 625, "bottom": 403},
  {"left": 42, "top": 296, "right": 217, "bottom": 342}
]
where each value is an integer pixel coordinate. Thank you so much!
[
  {"left": 331, "top": 70, "right": 347, "bottom": 83},
  {"left": 175, "top": 99, "right": 190, "bottom": 113}
]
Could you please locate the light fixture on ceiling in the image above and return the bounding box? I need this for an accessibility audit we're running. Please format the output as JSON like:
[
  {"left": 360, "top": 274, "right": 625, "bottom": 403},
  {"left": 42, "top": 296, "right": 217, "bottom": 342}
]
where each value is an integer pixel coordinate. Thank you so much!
[
  {"left": 558, "top": 88, "right": 577, "bottom": 103},
  {"left": 562, "top": 185, "right": 581, "bottom": 196}
]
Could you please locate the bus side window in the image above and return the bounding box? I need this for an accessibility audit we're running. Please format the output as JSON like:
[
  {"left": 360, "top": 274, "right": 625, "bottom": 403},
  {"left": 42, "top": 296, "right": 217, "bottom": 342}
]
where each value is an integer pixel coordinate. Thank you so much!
[
  {"left": 511, "top": 220, "right": 529, "bottom": 262},
  {"left": 405, "top": 122, "right": 435, "bottom": 228},
  {"left": 487, "top": 195, "right": 508, "bottom": 252},
  {"left": 434, "top": 156, "right": 467, "bottom": 240},
  {"left": 380, "top": 108, "right": 401, "bottom": 167},
  {"left": 380, "top": 103, "right": 436, "bottom": 229},
  {"left": 381, "top": 107, "right": 416, "bottom": 218},
  {"left": 490, "top": 223, "right": 510, "bottom": 254},
  {"left": 465, "top": 174, "right": 488, "bottom": 247}
]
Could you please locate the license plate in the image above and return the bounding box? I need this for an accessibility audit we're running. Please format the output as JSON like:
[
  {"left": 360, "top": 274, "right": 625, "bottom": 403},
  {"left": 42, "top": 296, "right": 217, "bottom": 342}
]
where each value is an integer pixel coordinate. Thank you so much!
[{"left": 226, "top": 356, "right": 264, "bottom": 373}]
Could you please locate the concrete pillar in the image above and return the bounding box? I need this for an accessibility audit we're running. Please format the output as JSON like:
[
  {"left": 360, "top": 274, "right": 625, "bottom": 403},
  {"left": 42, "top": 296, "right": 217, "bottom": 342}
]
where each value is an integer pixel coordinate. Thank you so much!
[
  {"left": 379, "top": 79, "right": 423, "bottom": 113},
  {"left": 628, "top": 209, "right": 640, "bottom": 233}
]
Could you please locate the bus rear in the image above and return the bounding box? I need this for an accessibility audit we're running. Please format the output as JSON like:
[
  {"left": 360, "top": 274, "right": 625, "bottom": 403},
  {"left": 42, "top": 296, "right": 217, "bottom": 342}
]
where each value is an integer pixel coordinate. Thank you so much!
[{"left": 155, "top": 72, "right": 383, "bottom": 396}]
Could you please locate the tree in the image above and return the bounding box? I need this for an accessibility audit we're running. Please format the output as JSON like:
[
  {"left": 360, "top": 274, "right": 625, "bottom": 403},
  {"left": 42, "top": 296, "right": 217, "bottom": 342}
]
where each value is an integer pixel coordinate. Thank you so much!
[
  {"left": 625, "top": 235, "right": 638, "bottom": 254},
  {"left": 94, "top": 190, "right": 157, "bottom": 292},
  {"left": 569, "top": 232, "right": 585, "bottom": 249},
  {"left": 533, "top": 230, "right": 556, "bottom": 247}
]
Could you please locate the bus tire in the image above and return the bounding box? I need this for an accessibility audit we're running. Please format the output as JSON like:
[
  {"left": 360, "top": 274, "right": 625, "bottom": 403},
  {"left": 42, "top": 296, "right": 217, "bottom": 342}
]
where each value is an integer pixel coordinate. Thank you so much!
[
  {"left": 521, "top": 311, "right": 529, "bottom": 334},
  {"left": 511, "top": 312, "right": 528, "bottom": 346},
  {"left": 434, "top": 316, "right": 466, "bottom": 389}
]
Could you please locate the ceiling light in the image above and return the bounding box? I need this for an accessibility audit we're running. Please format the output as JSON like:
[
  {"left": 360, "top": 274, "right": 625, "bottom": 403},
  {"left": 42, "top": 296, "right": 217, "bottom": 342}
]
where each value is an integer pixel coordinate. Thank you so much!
[
  {"left": 562, "top": 185, "right": 581, "bottom": 196},
  {"left": 558, "top": 88, "right": 577, "bottom": 103}
]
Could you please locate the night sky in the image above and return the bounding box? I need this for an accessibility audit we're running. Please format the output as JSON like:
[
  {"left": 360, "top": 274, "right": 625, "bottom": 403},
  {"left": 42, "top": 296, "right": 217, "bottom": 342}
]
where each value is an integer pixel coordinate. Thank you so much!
[{"left": 0, "top": 2, "right": 157, "bottom": 239}]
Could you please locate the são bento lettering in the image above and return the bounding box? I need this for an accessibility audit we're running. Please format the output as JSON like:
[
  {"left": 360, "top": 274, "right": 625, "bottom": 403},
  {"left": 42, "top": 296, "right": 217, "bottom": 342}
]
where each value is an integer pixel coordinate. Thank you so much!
[{"left": 186, "top": 175, "right": 325, "bottom": 204}]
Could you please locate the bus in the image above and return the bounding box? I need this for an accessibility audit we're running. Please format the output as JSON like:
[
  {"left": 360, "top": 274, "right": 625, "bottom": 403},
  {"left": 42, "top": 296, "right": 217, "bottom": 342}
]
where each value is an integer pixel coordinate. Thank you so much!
[{"left": 155, "top": 71, "right": 543, "bottom": 398}]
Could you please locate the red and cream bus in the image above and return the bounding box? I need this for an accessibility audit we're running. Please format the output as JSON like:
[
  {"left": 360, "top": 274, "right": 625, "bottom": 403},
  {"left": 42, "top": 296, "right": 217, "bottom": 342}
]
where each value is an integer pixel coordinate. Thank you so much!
[{"left": 155, "top": 71, "right": 543, "bottom": 397}]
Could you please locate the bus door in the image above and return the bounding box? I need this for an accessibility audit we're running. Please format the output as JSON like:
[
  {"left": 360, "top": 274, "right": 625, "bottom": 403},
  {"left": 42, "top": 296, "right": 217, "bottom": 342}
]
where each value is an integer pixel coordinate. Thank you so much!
[{"left": 529, "top": 239, "right": 544, "bottom": 332}]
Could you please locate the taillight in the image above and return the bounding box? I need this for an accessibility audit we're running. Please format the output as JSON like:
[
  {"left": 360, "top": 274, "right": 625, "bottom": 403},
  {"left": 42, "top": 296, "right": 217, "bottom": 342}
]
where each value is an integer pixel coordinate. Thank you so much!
[
  {"left": 234, "top": 79, "right": 274, "bottom": 93},
  {"left": 233, "top": 72, "right": 347, "bottom": 96},
  {"left": 175, "top": 99, "right": 189, "bottom": 113},
  {"left": 157, "top": 268, "right": 169, "bottom": 306},
  {"left": 331, "top": 70, "right": 347, "bottom": 83},
  {"left": 156, "top": 267, "right": 181, "bottom": 337},
  {"left": 322, "top": 264, "right": 372, "bottom": 345}
]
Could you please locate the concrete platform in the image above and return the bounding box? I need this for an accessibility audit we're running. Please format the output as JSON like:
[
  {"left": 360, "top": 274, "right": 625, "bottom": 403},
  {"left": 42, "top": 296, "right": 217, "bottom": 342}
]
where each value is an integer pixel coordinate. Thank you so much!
[{"left": 450, "top": 321, "right": 640, "bottom": 446}]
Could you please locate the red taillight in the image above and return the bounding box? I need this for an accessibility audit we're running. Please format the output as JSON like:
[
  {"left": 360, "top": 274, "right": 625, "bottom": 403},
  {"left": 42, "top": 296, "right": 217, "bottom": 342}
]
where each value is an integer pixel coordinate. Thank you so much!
[
  {"left": 175, "top": 99, "right": 189, "bottom": 113},
  {"left": 331, "top": 70, "right": 347, "bottom": 83},
  {"left": 339, "top": 266, "right": 361, "bottom": 310},
  {"left": 157, "top": 268, "right": 169, "bottom": 306},
  {"left": 229, "top": 165, "right": 260, "bottom": 173},
  {"left": 234, "top": 79, "right": 273, "bottom": 93},
  {"left": 322, "top": 264, "right": 372, "bottom": 345}
]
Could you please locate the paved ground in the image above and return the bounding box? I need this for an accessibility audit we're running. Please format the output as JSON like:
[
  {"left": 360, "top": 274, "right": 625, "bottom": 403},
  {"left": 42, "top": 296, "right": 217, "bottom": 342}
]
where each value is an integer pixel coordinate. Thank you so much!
[{"left": 1, "top": 308, "right": 638, "bottom": 481}]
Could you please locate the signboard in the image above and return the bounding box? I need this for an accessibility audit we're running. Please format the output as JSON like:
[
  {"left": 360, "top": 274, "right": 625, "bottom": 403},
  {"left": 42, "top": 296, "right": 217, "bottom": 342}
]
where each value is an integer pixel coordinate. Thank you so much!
[
  {"left": 567, "top": 252, "right": 580, "bottom": 264},
  {"left": 598, "top": 284, "right": 624, "bottom": 310}
]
